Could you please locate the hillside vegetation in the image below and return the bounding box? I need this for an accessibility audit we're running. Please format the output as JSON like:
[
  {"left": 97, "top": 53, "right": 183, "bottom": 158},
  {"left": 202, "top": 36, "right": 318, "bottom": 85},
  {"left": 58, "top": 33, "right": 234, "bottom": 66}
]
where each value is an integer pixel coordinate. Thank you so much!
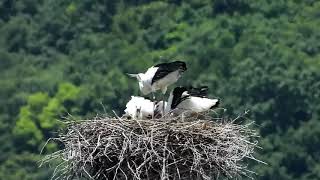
[{"left": 1, "top": 0, "right": 320, "bottom": 179}]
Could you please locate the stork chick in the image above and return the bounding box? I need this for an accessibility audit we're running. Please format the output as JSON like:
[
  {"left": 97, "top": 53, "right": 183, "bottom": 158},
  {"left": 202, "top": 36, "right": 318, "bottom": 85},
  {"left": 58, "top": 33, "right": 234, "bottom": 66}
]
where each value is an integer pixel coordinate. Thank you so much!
[{"left": 123, "top": 96, "right": 154, "bottom": 119}]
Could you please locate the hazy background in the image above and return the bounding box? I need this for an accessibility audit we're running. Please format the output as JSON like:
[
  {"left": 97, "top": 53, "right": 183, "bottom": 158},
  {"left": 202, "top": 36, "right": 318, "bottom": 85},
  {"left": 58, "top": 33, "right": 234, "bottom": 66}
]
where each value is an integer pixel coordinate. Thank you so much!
[{"left": 1, "top": 0, "right": 320, "bottom": 179}]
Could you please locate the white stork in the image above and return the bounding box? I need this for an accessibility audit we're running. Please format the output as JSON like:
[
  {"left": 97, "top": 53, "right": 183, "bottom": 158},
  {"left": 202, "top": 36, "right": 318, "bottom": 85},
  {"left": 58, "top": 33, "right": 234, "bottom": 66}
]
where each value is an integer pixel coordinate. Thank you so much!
[
  {"left": 166, "top": 86, "right": 220, "bottom": 116},
  {"left": 128, "top": 61, "right": 187, "bottom": 96},
  {"left": 123, "top": 96, "right": 154, "bottom": 119}
]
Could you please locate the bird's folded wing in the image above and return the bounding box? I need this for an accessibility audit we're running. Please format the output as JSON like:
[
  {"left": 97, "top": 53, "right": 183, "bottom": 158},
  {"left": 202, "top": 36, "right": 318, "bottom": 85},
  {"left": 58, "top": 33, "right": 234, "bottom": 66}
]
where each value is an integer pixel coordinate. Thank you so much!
[
  {"left": 151, "top": 63, "right": 184, "bottom": 84},
  {"left": 171, "top": 94, "right": 190, "bottom": 109}
]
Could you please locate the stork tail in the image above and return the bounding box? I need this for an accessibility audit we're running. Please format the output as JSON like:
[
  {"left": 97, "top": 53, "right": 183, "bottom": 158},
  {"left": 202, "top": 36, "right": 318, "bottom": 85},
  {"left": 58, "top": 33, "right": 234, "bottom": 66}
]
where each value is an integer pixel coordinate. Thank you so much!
[
  {"left": 127, "top": 73, "right": 138, "bottom": 78},
  {"left": 127, "top": 73, "right": 142, "bottom": 81}
]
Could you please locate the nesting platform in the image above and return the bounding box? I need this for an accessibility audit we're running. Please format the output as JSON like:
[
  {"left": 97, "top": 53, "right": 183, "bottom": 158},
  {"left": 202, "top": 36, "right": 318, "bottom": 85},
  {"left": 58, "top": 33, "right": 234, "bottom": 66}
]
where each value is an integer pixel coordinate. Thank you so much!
[{"left": 41, "top": 113, "right": 261, "bottom": 180}]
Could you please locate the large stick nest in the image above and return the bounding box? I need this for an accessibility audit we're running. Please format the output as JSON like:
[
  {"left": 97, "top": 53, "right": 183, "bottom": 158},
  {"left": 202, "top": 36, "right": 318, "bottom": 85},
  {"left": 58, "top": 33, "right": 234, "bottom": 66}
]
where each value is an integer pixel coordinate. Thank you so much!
[{"left": 42, "top": 112, "right": 261, "bottom": 180}]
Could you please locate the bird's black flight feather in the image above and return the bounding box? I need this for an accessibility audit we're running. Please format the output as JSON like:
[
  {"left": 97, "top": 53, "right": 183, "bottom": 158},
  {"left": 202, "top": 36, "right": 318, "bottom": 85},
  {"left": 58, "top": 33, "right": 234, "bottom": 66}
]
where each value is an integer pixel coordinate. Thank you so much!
[
  {"left": 187, "top": 86, "right": 208, "bottom": 97},
  {"left": 151, "top": 61, "right": 187, "bottom": 84},
  {"left": 170, "top": 86, "right": 210, "bottom": 109},
  {"left": 171, "top": 87, "right": 189, "bottom": 109}
]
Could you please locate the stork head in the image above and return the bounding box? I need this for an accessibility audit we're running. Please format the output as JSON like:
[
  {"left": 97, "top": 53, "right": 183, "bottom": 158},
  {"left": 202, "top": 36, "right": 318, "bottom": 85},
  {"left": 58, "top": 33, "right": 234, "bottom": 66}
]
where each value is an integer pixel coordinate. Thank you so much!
[
  {"left": 172, "top": 86, "right": 188, "bottom": 98},
  {"left": 169, "top": 86, "right": 189, "bottom": 109}
]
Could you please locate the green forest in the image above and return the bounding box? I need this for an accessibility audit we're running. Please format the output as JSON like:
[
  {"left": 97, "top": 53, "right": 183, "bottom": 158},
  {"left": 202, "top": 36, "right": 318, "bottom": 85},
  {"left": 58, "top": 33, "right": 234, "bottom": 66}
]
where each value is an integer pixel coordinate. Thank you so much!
[{"left": 1, "top": 0, "right": 320, "bottom": 179}]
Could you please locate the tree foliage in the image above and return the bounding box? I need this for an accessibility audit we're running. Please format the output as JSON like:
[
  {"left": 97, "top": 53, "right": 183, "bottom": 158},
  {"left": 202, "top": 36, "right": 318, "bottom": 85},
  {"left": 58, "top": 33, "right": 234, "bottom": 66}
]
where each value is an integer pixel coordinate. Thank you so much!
[{"left": 1, "top": 0, "right": 320, "bottom": 179}]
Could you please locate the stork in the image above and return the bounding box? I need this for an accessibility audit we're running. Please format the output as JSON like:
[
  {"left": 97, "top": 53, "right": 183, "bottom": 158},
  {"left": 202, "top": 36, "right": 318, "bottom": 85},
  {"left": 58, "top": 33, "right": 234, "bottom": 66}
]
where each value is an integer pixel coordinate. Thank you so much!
[
  {"left": 167, "top": 86, "right": 220, "bottom": 116},
  {"left": 123, "top": 96, "right": 154, "bottom": 119},
  {"left": 128, "top": 61, "right": 187, "bottom": 117},
  {"left": 128, "top": 61, "right": 187, "bottom": 97}
]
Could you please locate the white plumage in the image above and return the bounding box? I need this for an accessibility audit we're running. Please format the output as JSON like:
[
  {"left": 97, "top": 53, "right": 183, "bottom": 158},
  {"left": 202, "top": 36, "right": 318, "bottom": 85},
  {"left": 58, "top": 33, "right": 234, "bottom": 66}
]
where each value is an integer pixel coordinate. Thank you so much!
[
  {"left": 128, "top": 67, "right": 159, "bottom": 95},
  {"left": 173, "top": 96, "right": 219, "bottom": 115},
  {"left": 166, "top": 86, "right": 220, "bottom": 116},
  {"left": 124, "top": 96, "right": 155, "bottom": 119}
]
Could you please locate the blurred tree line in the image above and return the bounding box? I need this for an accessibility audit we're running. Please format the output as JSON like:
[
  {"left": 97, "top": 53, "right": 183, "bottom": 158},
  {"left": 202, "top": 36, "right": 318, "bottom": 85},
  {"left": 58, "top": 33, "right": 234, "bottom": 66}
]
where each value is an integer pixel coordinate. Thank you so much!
[{"left": 1, "top": 0, "right": 320, "bottom": 179}]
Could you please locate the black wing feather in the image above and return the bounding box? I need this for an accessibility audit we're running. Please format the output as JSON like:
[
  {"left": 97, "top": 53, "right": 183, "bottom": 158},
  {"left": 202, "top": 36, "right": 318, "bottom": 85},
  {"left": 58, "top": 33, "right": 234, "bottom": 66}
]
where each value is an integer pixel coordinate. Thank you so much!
[
  {"left": 170, "top": 86, "right": 209, "bottom": 109},
  {"left": 171, "top": 86, "right": 189, "bottom": 109},
  {"left": 171, "top": 95, "right": 190, "bottom": 109},
  {"left": 187, "top": 86, "right": 209, "bottom": 97},
  {"left": 151, "top": 61, "right": 187, "bottom": 84}
]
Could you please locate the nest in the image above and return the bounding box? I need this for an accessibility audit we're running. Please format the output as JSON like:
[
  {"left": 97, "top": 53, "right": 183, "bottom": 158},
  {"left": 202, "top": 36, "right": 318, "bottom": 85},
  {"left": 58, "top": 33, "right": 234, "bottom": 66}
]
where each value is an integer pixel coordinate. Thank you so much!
[{"left": 41, "top": 112, "right": 262, "bottom": 180}]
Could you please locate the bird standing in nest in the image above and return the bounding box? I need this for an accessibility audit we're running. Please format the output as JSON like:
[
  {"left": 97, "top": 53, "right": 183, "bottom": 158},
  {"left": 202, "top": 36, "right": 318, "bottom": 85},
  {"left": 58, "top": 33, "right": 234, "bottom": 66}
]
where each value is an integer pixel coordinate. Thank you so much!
[
  {"left": 127, "top": 61, "right": 187, "bottom": 96},
  {"left": 128, "top": 61, "right": 187, "bottom": 117}
]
